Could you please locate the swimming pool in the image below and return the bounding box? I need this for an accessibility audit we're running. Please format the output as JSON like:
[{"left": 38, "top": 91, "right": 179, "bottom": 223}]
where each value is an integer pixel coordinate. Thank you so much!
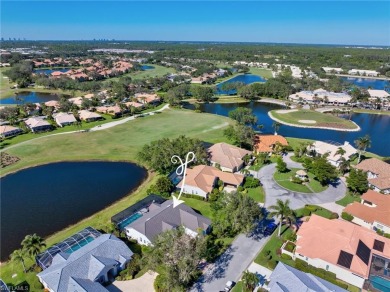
[
  {"left": 370, "top": 275, "right": 390, "bottom": 292},
  {"left": 118, "top": 212, "right": 143, "bottom": 230},
  {"left": 64, "top": 236, "right": 95, "bottom": 253}
]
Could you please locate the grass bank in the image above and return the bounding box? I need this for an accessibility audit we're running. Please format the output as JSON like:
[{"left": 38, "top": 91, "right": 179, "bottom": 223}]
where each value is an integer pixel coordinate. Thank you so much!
[
  {"left": 270, "top": 109, "right": 359, "bottom": 131},
  {"left": 2, "top": 108, "right": 232, "bottom": 176},
  {"left": 273, "top": 168, "right": 328, "bottom": 193},
  {"left": 352, "top": 109, "right": 390, "bottom": 116}
]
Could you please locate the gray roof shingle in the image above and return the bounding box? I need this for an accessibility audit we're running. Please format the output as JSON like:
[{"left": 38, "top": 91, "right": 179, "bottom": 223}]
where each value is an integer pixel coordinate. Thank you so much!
[
  {"left": 125, "top": 200, "right": 211, "bottom": 242},
  {"left": 38, "top": 234, "right": 133, "bottom": 292},
  {"left": 269, "top": 263, "right": 348, "bottom": 292}
]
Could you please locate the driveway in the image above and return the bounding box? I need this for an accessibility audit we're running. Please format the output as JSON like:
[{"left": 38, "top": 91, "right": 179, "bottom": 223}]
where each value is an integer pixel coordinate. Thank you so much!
[
  {"left": 258, "top": 154, "right": 346, "bottom": 210},
  {"left": 191, "top": 219, "right": 273, "bottom": 292},
  {"left": 107, "top": 271, "right": 158, "bottom": 292}
]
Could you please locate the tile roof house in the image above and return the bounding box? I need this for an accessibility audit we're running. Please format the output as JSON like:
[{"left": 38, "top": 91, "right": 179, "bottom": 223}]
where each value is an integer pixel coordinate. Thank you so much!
[
  {"left": 68, "top": 97, "right": 84, "bottom": 107},
  {"left": 78, "top": 110, "right": 102, "bottom": 122},
  {"left": 44, "top": 100, "right": 60, "bottom": 108},
  {"left": 177, "top": 165, "right": 244, "bottom": 198},
  {"left": 344, "top": 190, "right": 390, "bottom": 234},
  {"left": 53, "top": 112, "right": 77, "bottom": 127},
  {"left": 37, "top": 234, "right": 133, "bottom": 292},
  {"left": 268, "top": 262, "right": 347, "bottom": 292},
  {"left": 294, "top": 214, "right": 390, "bottom": 288},
  {"left": 254, "top": 134, "right": 288, "bottom": 153},
  {"left": 208, "top": 142, "right": 252, "bottom": 172},
  {"left": 367, "top": 90, "right": 390, "bottom": 100},
  {"left": 96, "top": 105, "right": 122, "bottom": 117},
  {"left": 308, "top": 141, "right": 357, "bottom": 167},
  {"left": 25, "top": 117, "right": 52, "bottom": 133},
  {"left": 0, "top": 125, "right": 23, "bottom": 138},
  {"left": 355, "top": 158, "right": 390, "bottom": 194},
  {"left": 134, "top": 93, "right": 160, "bottom": 104},
  {"left": 124, "top": 200, "right": 211, "bottom": 246}
]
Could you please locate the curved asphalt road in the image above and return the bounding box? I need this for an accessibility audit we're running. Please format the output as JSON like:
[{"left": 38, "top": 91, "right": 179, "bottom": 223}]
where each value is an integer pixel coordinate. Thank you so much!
[{"left": 258, "top": 154, "right": 347, "bottom": 210}]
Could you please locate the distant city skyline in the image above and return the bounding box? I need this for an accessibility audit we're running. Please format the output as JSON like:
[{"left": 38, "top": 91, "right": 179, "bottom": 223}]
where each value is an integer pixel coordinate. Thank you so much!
[{"left": 1, "top": 1, "right": 389, "bottom": 46}]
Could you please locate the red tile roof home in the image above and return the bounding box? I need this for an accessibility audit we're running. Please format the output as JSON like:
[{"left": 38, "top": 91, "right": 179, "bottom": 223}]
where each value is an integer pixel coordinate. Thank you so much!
[
  {"left": 78, "top": 110, "right": 102, "bottom": 121},
  {"left": 44, "top": 100, "right": 59, "bottom": 108},
  {"left": 53, "top": 112, "right": 77, "bottom": 126},
  {"left": 344, "top": 190, "right": 390, "bottom": 227},
  {"left": 355, "top": 158, "right": 390, "bottom": 191},
  {"left": 208, "top": 142, "right": 251, "bottom": 172},
  {"left": 178, "top": 165, "right": 244, "bottom": 194},
  {"left": 51, "top": 71, "right": 64, "bottom": 77},
  {"left": 125, "top": 101, "right": 144, "bottom": 108},
  {"left": 254, "top": 134, "right": 288, "bottom": 153},
  {"left": 83, "top": 94, "right": 94, "bottom": 99},
  {"left": 96, "top": 105, "right": 121, "bottom": 115},
  {"left": 134, "top": 93, "right": 160, "bottom": 104},
  {"left": 296, "top": 214, "right": 390, "bottom": 278}
]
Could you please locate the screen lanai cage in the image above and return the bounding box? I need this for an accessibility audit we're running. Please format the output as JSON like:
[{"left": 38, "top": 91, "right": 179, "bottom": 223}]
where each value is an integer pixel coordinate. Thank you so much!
[{"left": 36, "top": 227, "right": 101, "bottom": 270}]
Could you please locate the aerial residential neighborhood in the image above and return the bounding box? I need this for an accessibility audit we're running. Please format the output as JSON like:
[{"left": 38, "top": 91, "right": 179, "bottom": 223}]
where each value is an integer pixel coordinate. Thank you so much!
[{"left": 1, "top": 1, "right": 390, "bottom": 292}]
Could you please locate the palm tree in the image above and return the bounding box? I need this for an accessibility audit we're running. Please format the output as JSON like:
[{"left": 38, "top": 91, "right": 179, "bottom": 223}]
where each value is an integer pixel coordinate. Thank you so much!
[
  {"left": 240, "top": 168, "right": 250, "bottom": 176},
  {"left": 10, "top": 249, "right": 27, "bottom": 273},
  {"left": 268, "top": 199, "right": 295, "bottom": 237},
  {"left": 241, "top": 270, "right": 259, "bottom": 291},
  {"left": 272, "top": 122, "right": 281, "bottom": 135},
  {"left": 354, "top": 135, "right": 371, "bottom": 164},
  {"left": 335, "top": 147, "right": 346, "bottom": 157},
  {"left": 338, "top": 157, "right": 350, "bottom": 175},
  {"left": 21, "top": 234, "right": 46, "bottom": 258}
]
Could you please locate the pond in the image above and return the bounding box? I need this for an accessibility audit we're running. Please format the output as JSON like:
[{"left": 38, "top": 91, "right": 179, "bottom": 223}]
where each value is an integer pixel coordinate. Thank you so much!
[
  {"left": 217, "top": 74, "right": 266, "bottom": 94},
  {"left": 34, "top": 68, "right": 72, "bottom": 75},
  {"left": 0, "top": 91, "right": 60, "bottom": 105},
  {"left": 184, "top": 102, "right": 390, "bottom": 157},
  {"left": 341, "top": 77, "right": 390, "bottom": 91},
  {"left": 141, "top": 65, "right": 155, "bottom": 70},
  {"left": 0, "top": 161, "right": 147, "bottom": 261}
]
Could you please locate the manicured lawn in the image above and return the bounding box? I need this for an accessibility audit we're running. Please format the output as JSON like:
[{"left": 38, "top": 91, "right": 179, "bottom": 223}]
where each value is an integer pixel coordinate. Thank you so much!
[
  {"left": 182, "top": 197, "right": 212, "bottom": 218},
  {"left": 270, "top": 109, "right": 358, "bottom": 130},
  {"left": 336, "top": 192, "right": 361, "bottom": 206},
  {"left": 0, "top": 173, "right": 159, "bottom": 288},
  {"left": 294, "top": 205, "right": 335, "bottom": 219},
  {"left": 111, "top": 64, "right": 175, "bottom": 81},
  {"left": 273, "top": 168, "right": 328, "bottom": 193},
  {"left": 245, "top": 186, "right": 265, "bottom": 203},
  {"left": 254, "top": 226, "right": 295, "bottom": 269},
  {"left": 2, "top": 108, "right": 233, "bottom": 176},
  {"left": 249, "top": 67, "right": 273, "bottom": 79},
  {"left": 352, "top": 108, "right": 390, "bottom": 116},
  {"left": 286, "top": 137, "right": 314, "bottom": 150}
]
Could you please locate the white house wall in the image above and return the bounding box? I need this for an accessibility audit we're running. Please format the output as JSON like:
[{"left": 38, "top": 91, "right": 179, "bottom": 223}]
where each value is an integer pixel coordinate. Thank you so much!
[
  {"left": 294, "top": 254, "right": 366, "bottom": 288},
  {"left": 373, "top": 221, "right": 390, "bottom": 234},
  {"left": 125, "top": 228, "right": 152, "bottom": 245},
  {"left": 180, "top": 185, "right": 208, "bottom": 198}
]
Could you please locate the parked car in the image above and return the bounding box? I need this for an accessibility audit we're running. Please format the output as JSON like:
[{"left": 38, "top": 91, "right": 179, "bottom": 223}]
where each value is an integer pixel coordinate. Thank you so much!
[
  {"left": 225, "top": 281, "right": 235, "bottom": 291},
  {"left": 264, "top": 222, "right": 277, "bottom": 236}
]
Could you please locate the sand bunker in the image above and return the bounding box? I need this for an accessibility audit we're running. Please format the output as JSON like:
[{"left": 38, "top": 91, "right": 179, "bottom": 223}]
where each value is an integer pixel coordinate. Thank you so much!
[
  {"left": 275, "top": 109, "right": 298, "bottom": 114},
  {"left": 298, "top": 120, "right": 316, "bottom": 124}
]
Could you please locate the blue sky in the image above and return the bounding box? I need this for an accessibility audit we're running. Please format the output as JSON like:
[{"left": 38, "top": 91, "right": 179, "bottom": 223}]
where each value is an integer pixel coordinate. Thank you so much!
[{"left": 1, "top": 1, "right": 389, "bottom": 45}]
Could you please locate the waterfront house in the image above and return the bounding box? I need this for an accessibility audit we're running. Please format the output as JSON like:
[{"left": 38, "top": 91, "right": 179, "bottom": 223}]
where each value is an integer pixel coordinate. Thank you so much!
[
  {"left": 37, "top": 234, "right": 133, "bottom": 292},
  {"left": 268, "top": 262, "right": 347, "bottom": 292},
  {"left": 44, "top": 100, "right": 60, "bottom": 109},
  {"left": 348, "top": 69, "right": 379, "bottom": 77},
  {"left": 294, "top": 214, "right": 390, "bottom": 289},
  {"left": 53, "top": 112, "right": 77, "bottom": 127},
  {"left": 308, "top": 141, "right": 357, "bottom": 167},
  {"left": 78, "top": 110, "right": 102, "bottom": 122},
  {"left": 177, "top": 165, "right": 244, "bottom": 198},
  {"left": 25, "top": 117, "right": 51, "bottom": 133},
  {"left": 68, "top": 97, "right": 84, "bottom": 108},
  {"left": 0, "top": 125, "right": 23, "bottom": 138},
  {"left": 124, "top": 200, "right": 211, "bottom": 246},
  {"left": 254, "top": 134, "right": 288, "bottom": 154},
  {"left": 355, "top": 158, "right": 390, "bottom": 194},
  {"left": 344, "top": 190, "right": 390, "bottom": 234},
  {"left": 208, "top": 142, "right": 252, "bottom": 173},
  {"left": 367, "top": 90, "right": 390, "bottom": 100},
  {"left": 322, "top": 67, "right": 344, "bottom": 74},
  {"left": 289, "top": 89, "right": 352, "bottom": 105}
]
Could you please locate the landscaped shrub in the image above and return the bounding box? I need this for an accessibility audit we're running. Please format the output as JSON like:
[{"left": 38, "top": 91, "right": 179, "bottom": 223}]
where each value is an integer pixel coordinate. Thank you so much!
[
  {"left": 384, "top": 233, "right": 390, "bottom": 239},
  {"left": 341, "top": 212, "right": 354, "bottom": 221},
  {"left": 295, "top": 258, "right": 309, "bottom": 270},
  {"left": 276, "top": 248, "right": 282, "bottom": 256},
  {"left": 181, "top": 193, "right": 205, "bottom": 201},
  {"left": 376, "top": 229, "right": 384, "bottom": 236},
  {"left": 267, "top": 260, "right": 278, "bottom": 269},
  {"left": 305, "top": 205, "right": 318, "bottom": 212},
  {"left": 291, "top": 176, "right": 303, "bottom": 184},
  {"left": 330, "top": 212, "right": 339, "bottom": 219},
  {"left": 243, "top": 177, "right": 260, "bottom": 188},
  {"left": 284, "top": 241, "right": 296, "bottom": 252},
  {"left": 280, "top": 253, "right": 292, "bottom": 260},
  {"left": 297, "top": 208, "right": 311, "bottom": 217}
]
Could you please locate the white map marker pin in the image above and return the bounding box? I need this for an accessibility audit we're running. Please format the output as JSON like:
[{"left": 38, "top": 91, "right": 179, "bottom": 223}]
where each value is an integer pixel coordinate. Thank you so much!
[{"left": 171, "top": 151, "right": 195, "bottom": 208}]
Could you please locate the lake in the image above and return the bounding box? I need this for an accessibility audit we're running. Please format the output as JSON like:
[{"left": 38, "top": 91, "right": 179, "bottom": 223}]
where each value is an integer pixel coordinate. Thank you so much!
[
  {"left": 34, "top": 68, "right": 71, "bottom": 75},
  {"left": 0, "top": 91, "right": 60, "bottom": 104},
  {"left": 184, "top": 102, "right": 390, "bottom": 157},
  {"left": 341, "top": 77, "right": 390, "bottom": 91},
  {"left": 141, "top": 65, "right": 155, "bottom": 70},
  {"left": 217, "top": 74, "right": 266, "bottom": 94},
  {"left": 0, "top": 161, "right": 147, "bottom": 261}
]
